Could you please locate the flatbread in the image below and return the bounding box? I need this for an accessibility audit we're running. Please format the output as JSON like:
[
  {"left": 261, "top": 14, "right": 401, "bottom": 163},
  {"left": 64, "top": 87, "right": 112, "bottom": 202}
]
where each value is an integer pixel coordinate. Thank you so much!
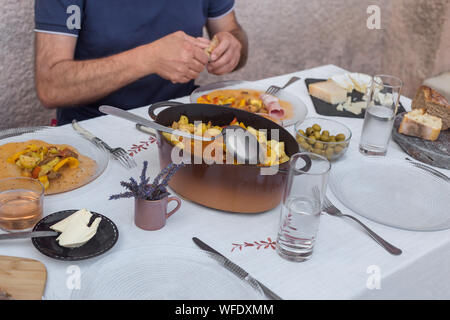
[
  {"left": 0, "top": 140, "right": 97, "bottom": 195},
  {"left": 205, "top": 35, "right": 219, "bottom": 59}
]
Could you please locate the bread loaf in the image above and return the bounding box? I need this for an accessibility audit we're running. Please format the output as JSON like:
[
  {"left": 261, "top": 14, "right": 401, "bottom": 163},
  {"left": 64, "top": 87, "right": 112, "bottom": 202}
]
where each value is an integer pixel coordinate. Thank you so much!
[
  {"left": 412, "top": 86, "right": 450, "bottom": 130},
  {"left": 398, "top": 108, "right": 442, "bottom": 141}
]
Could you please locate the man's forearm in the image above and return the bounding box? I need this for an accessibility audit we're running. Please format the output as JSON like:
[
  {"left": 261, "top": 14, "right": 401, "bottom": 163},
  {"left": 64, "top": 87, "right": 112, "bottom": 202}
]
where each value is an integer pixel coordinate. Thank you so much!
[
  {"left": 36, "top": 44, "right": 153, "bottom": 108},
  {"left": 230, "top": 24, "right": 248, "bottom": 71}
]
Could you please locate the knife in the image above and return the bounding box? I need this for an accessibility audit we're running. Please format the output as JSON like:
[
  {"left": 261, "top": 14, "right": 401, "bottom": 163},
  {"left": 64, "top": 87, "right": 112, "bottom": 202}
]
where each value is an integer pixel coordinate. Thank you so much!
[
  {"left": 192, "top": 237, "right": 282, "bottom": 300},
  {"left": 0, "top": 231, "right": 59, "bottom": 240}
]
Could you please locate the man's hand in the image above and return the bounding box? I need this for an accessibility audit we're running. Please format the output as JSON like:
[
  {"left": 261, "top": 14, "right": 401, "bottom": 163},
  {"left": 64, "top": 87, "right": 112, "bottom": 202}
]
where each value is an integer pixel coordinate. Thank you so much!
[
  {"left": 149, "top": 31, "right": 210, "bottom": 83},
  {"left": 206, "top": 31, "right": 242, "bottom": 75}
]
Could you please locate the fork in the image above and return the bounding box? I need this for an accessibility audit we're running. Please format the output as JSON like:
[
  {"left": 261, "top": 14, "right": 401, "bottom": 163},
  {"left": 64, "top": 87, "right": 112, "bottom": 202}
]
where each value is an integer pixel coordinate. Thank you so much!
[
  {"left": 265, "top": 76, "right": 301, "bottom": 96},
  {"left": 72, "top": 120, "right": 137, "bottom": 169},
  {"left": 322, "top": 196, "right": 402, "bottom": 256}
]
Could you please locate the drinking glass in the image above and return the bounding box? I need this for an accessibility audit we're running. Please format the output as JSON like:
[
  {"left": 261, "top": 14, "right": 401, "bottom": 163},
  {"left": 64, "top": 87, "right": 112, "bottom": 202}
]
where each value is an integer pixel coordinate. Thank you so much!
[
  {"left": 276, "top": 153, "right": 331, "bottom": 262},
  {"left": 0, "top": 177, "right": 44, "bottom": 231},
  {"left": 359, "top": 75, "right": 403, "bottom": 156}
]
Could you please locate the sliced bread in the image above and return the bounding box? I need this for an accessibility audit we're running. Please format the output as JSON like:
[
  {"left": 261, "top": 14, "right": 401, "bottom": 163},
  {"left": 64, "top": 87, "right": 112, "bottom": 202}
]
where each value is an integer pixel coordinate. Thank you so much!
[
  {"left": 412, "top": 86, "right": 450, "bottom": 130},
  {"left": 398, "top": 108, "right": 442, "bottom": 141}
]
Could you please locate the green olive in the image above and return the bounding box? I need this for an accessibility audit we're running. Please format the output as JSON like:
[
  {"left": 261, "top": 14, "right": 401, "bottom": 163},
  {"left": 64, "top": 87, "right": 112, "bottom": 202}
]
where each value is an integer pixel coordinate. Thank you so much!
[
  {"left": 329, "top": 136, "right": 337, "bottom": 142},
  {"left": 314, "top": 142, "right": 324, "bottom": 150},
  {"left": 325, "top": 148, "right": 334, "bottom": 159},
  {"left": 336, "top": 134, "right": 346, "bottom": 142},
  {"left": 296, "top": 135, "right": 305, "bottom": 144},
  {"left": 313, "top": 148, "right": 323, "bottom": 155},
  {"left": 306, "top": 127, "right": 314, "bottom": 136},
  {"left": 307, "top": 136, "right": 316, "bottom": 145},
  {"left": 335, "top": 146, "right": 344, "bottom": 153},
  {"left": 320, "top": 135, "right": 330, "bottom": 142},
  {"left": 300, "top": 142, "right": 310, "bottom": 150},
  {"left": 322, "top": 130, "right": 330, "bottom": 137},
  {"left": 312, "top": 124, "right": 321, "bottom": 132},
  {"left": 314, "top": 131, "right": 321, "bottom": 139}
]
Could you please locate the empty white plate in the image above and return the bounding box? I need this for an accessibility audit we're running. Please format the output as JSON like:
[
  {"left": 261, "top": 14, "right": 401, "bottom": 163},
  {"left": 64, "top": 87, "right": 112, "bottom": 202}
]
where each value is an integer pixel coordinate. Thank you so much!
[
  {"left": 329, "top": 156, "right": 450, "bottom": 231},
  {"left": 71, "top": 245, "right": 265, "bottom": 300}
]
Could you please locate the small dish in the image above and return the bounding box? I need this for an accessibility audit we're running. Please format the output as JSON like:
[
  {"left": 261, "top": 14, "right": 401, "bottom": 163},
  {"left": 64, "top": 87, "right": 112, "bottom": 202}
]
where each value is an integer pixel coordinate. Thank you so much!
[
  {"left": 32, "top": 209, "right": 118, "bottom": 261},
  {"left": 294, "top": 117, "right": 352, "bottom": 161}
]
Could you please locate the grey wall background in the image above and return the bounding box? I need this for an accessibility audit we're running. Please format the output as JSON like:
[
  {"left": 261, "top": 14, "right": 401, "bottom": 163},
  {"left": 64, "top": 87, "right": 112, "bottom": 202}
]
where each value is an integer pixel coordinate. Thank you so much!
[{"left": 1, "top": 0, "right": 449, "bottom": 129}]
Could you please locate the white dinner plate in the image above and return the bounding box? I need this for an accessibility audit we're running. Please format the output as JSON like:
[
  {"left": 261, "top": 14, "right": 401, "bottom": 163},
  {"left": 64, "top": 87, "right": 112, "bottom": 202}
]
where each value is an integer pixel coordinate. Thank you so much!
[
  {"left": 329, "top": 155, "right": 450, "bottom": 231},
  {"left": 190, "top": 80, "right": 308, "bottom": 127},
  {"left": 70, "top": 245, "right": 266, "bottom": 300},
  {"left": 0, "top": 126, "right": 109, "bottom": 194}
]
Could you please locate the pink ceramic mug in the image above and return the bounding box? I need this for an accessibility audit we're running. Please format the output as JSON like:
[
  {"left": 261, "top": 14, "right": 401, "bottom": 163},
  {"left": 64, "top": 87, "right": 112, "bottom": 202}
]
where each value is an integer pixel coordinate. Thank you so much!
[{"left": 134, "top": 196, "right": 182, "bottom": 231}]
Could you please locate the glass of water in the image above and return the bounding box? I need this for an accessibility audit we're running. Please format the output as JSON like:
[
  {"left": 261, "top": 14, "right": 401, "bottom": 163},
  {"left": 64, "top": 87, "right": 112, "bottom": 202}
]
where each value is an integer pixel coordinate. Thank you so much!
[
  {"left": 359, "top": 75, "right": 403, "bottom": 156},
  {"left": 276, "top": 153, "right": 331, "bottom": 262}
]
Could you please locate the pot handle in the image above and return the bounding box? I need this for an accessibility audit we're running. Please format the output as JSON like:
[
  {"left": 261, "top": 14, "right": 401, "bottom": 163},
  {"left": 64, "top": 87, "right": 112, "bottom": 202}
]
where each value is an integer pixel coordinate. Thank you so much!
[
  {"left": 277, "top": 153, "right": 312, "bottom": 175},
  {"left": 148, "top": 101, "right": 183, "bottom": 120}
]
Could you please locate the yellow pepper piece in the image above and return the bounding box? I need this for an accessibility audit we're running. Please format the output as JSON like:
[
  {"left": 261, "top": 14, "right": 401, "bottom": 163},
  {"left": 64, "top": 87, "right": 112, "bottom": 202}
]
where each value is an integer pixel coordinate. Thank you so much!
[
  {"left": 26, "top": 144, "right": 39, "bottom": 152},
  {"left": 7, "top": 150, "right": 27, "bottom": 164},
  {"left": 53, "top": 157, "right": 79, "bottom": 172},
  {"left": 38, "top": 175, "right": 50, "bottom": 190},
  {"left": 239, "top": 122, "right": 246, "bottom": 129}
]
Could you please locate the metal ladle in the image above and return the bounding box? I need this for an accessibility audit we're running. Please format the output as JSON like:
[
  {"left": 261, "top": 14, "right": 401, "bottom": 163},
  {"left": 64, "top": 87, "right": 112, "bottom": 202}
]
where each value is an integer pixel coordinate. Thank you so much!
[{"left": 99, "top": 106, "right": 265, "bottom": 164}]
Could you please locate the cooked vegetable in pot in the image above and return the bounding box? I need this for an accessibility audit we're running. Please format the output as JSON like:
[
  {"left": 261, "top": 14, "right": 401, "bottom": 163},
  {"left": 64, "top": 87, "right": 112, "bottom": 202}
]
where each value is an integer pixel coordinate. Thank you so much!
[{"left": 163, "top": 116, "right": 290, "bottom": 166}]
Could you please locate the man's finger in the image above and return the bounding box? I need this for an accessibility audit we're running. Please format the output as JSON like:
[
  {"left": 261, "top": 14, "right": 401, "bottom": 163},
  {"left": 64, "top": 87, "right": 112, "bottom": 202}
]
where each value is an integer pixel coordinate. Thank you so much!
[
  {"left": 210, "top": 38, "right": 229, "bottom": 61},
  {"left": 193, "top": 46, "right": 210, "bottom": 65},
  {"left": 195, "top": 37, "right": 211, "bottom": 48},
  {"left": 189, "top": 58, "right": 206, "bottom": 74}
]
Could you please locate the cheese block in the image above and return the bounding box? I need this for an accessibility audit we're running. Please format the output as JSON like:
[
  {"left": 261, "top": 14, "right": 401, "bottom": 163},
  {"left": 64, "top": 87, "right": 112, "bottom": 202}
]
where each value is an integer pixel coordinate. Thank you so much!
[
  {"left": 309, "top": 80, "right": 347, "bottom": 104},
  {"left": 412, "top": 86, "right": 450, "bottom": 130},
  {"left": 398, "top": 108, "right": 442, "bottom": 141}
]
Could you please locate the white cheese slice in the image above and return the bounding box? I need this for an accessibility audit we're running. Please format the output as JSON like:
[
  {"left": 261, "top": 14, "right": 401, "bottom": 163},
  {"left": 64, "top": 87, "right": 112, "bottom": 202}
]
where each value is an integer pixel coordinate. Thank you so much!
[
  {"left": 50, "top": 208, "right": 92, "bottom": 233},
  {"left": 343, "top": 101, "right": 367, "bottom": 115},
  {"left": 56, "top": 217, "right": 102, "bottom": 248},
  {"left": 349, "top": 73, "right": 372, "bottom": 94},
  {"left": 331, "top": 74, "right": 355, "bottom": 92}
]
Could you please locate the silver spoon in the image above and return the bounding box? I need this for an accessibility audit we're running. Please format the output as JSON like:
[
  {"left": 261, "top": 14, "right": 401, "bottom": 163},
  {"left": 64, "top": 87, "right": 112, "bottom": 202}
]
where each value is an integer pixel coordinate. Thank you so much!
[{"left": 99, "top": 105, "right": 265, "bottom": 164}]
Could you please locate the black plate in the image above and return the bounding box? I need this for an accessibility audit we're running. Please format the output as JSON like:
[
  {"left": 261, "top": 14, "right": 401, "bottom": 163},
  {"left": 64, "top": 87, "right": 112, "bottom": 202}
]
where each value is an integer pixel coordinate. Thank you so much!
[
  {"left": 305, "top": 78, "right": 406, "bottom": 118},
  {"left": 32, "top": 210, "right": 119, "bottom": 261}
]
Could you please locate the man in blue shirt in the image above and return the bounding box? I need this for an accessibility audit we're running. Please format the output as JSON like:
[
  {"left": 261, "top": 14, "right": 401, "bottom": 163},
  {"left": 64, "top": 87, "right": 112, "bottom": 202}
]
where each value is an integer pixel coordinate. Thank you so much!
[{"left": 34, "top": 0, "right": 248, "bottom": 125}]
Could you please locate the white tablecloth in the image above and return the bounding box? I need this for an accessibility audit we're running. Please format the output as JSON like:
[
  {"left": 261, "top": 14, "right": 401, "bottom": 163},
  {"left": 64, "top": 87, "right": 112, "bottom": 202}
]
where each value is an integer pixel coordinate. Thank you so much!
[{"left": 2, "top": 64, "right": 450, "bottom": 300}]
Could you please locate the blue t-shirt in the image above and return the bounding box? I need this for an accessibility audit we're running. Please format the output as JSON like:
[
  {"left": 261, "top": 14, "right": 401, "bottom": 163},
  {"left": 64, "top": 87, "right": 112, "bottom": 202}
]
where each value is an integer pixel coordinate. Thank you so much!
[{"left": 35, "top": 0, "right": 235, "bottom": 125}]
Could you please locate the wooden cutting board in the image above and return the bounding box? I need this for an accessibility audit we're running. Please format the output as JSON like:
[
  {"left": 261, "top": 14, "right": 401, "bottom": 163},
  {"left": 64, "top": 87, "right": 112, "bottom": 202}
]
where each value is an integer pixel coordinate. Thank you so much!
[{"left": 0, "top": 255, "right": 47, "bottom": 300}]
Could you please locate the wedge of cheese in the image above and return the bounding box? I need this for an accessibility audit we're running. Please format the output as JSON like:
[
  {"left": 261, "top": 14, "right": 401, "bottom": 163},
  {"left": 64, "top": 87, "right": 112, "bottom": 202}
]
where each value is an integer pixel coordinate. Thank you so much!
[
  {"left": 309, "top": 80, "right": 347, "bottom": 104},
  {"left": 331, "top": 73, "right": 355, "bottom": 92},
  {"left": 51, "top": 208, "right": 102, "bottom": 248},
  {"left": 349, "top": 73, "right": 372, "bottom": 93}
]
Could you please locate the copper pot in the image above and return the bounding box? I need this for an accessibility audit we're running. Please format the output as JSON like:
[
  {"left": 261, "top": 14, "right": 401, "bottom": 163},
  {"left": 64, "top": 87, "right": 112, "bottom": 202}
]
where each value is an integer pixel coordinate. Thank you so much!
[{"left": 148, "top": 101, "right": 300, "bottom": 213}]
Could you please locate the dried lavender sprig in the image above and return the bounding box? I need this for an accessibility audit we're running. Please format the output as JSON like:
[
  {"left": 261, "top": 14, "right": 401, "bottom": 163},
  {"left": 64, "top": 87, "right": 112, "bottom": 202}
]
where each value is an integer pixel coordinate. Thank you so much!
[
  {"left": 160, "top": 164, "right": 183, "bottom": 188},
  {"left": 139, "top": 161, "right": 149, "bottom": 188},
  {"left": 109, "top": 191, "right": 135, "bottom": 200}
]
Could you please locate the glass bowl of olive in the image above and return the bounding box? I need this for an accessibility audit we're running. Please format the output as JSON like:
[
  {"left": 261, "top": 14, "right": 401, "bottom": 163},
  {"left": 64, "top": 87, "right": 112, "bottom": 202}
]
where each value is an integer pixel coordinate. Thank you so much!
[{"left": 294, "top": 118, "right": 352, "bottom": 161}]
